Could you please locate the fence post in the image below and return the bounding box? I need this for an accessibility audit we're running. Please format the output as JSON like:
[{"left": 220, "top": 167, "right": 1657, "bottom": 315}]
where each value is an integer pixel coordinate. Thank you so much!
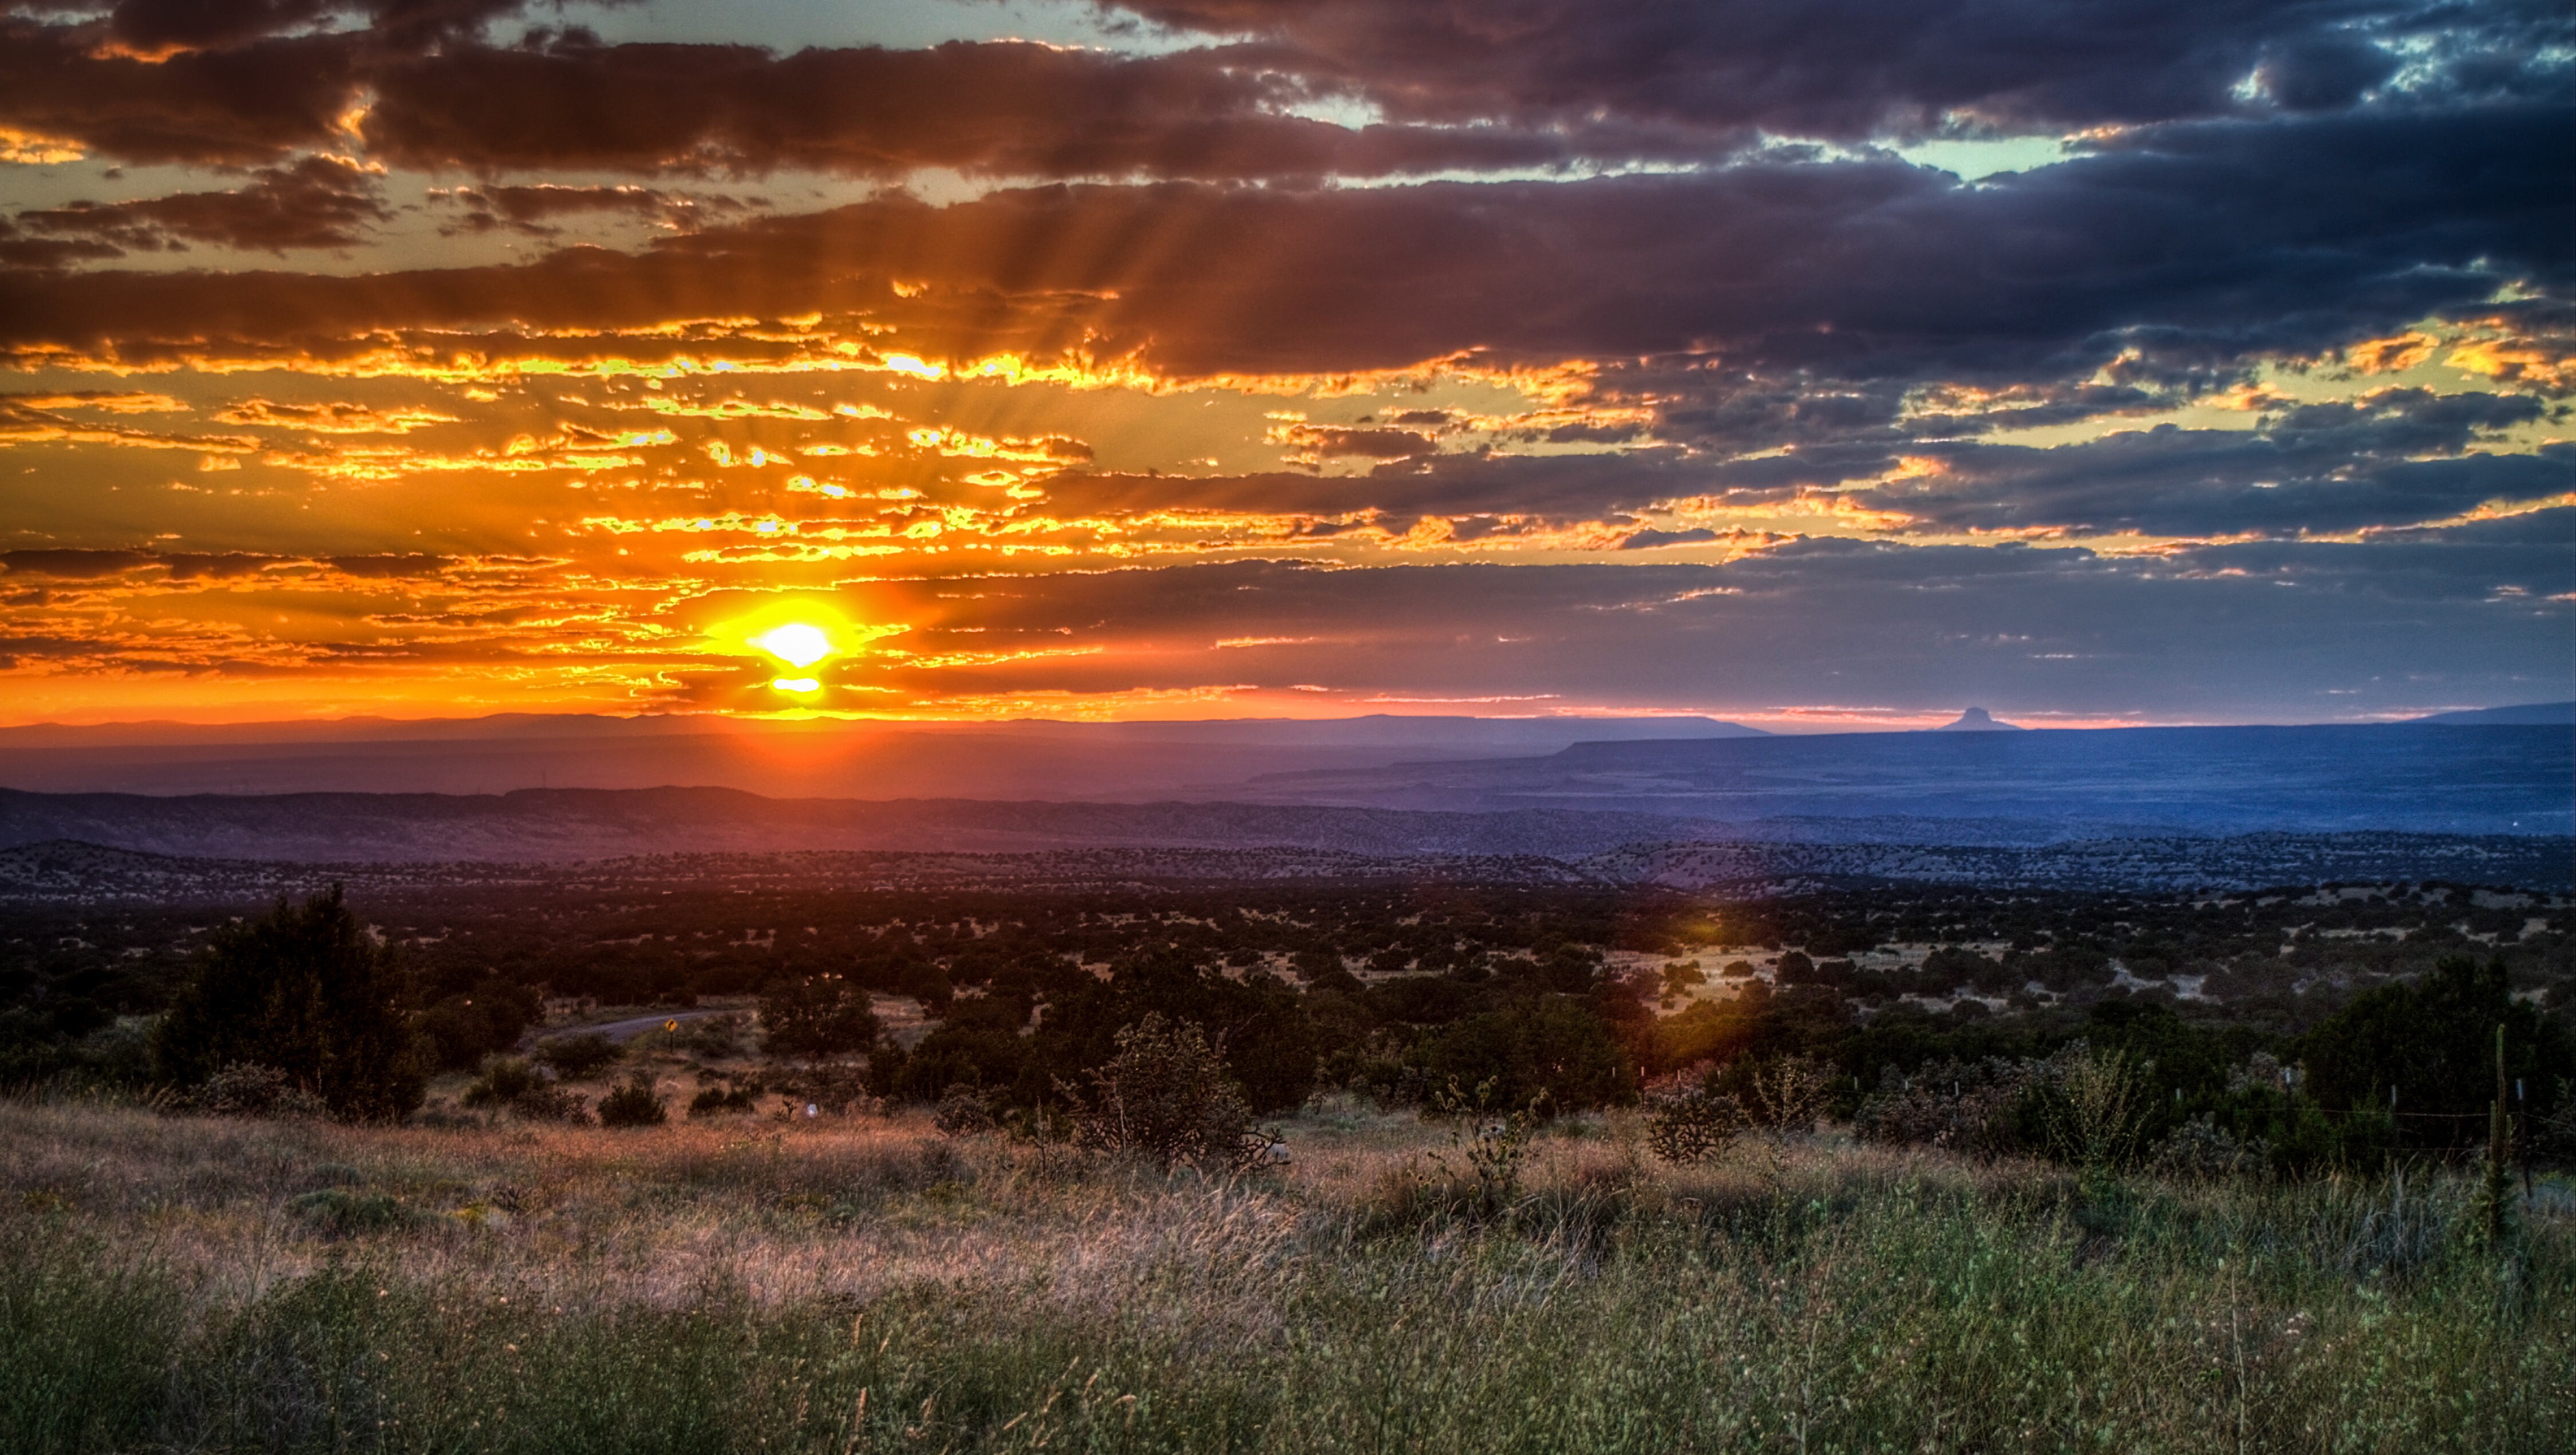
[{"left": 2483, "top": 1022, "right": 2512, "bottom": 1241}]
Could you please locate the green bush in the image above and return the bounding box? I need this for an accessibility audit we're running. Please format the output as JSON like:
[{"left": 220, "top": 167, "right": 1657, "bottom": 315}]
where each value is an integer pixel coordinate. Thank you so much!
[
  {"left": 417, "top": 979, "right": 543, "bottom": 1072},
  {"left": 596, "top": 1074, "right": 668, "bottom": 1128},
  {"left": 286, "top": 1187, "right": 417, "bottom": 1236},
  {"left": 532, "top": 1032, "right": 623, "bottom": 1079},
  {"left": 933, "top": 1084, "right": 997, "bottom": 1136},
  {"left": 1641, "top": 1061, "right": 1744, "bottom": 1164},
  {"left": 688, "top": 1080, "right": 761, "bottom": 1117},
  {"left": 2301, "top": 954, "right": 2573, "bottom": 1148},
  {"left": 1065, "top": 1014, "right": 1257, "bottom": 1170},
  {"left": 760, "top": 975, "right": 880, "bottom": 1061},
  {"left": 461, "top": 1055, "right": 589, "bottom": 1122},
  {"left": 1409, "top": 997, "right": 1635, "bottom": 1110},
  {"left": 149, "top": 885, "right": 425, "bottom": 1121},
  {"left": 195, "top": 1062, "right": 326, "bottom": 1118}
]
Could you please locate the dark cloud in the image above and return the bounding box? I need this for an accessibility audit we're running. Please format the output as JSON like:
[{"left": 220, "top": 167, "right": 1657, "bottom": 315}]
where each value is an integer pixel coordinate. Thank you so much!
[
  {"left": 94, "top": 0, "right": 538, "bottom": 54},
  {"left": 0, "top": 15, "right": 1706, "bottom": 178},
  {"left": 1271, "top": 424, "right": 1439, "bottom": 463},
  {"left": 1867, "top": 437, "right": 2572, "bottom": 537},
  {"left": 0, "top": 548, "right": 467, "bottom": 582},
  {"left": 0, "top": 219, "right": 120, "bottom": 271},
  {"left": 1032, "top": 385, "right": 2563, "bottom": 538},
  {"left": 0, "top": 393, "right": 256, "bottom": 452},
  {"left": 1106, "top": 0, "right": 2567, "bottom": 136},
  {"left": 11, "top": 155, "right": 388, "bottom": 254},
  {"left": 1846, "top": 392, "right": 2568, "bottom": 536},
  {"left": 1615, "top": 527, "right": 1722, "bottom": 549},
  {"left": 2, "top": 0, "right": 2562, "bottom": 185},
  {"left": 1033, "top": 450, "right": 1723, "bottom": 525},
  {"left": 0, "top": 5, "right": 587, "bottom": 167},
  {"left": 433, "top": 183, "right": 741, "bottom": 236},
  {"left": 5, "top": 108, "right": 2562, "bottom": 388},
  {"left": 358, "top": 35, "right": 1651, "bottom": 179},
  {"left": 329, "top": 552, "right": 455, "bottom": 576},
  {"left": 0, "top": 21, "right": 365, "bottom": 164},
  {"left": 0, "top": 549, "right": 153, "bottom": 579},
  {"left": 158, "top": 552, "right": 279, "bottom": 580}
]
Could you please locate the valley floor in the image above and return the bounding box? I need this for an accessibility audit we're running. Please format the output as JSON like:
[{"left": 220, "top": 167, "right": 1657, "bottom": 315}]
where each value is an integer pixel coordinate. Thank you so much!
[{"left": 2, "top": 1097, "right": 2568, "bottom": 1454}]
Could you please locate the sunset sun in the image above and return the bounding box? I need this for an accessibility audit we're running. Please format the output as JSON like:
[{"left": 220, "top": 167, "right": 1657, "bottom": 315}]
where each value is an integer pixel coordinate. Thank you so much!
[{"left": 752, "top": 623, "right": 834, "bottom": 670}]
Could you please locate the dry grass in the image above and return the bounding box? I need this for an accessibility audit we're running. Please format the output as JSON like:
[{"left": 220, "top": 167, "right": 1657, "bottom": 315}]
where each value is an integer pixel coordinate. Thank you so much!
[{"left": 2, "top": 1092, "right": 2568, "bottom": 1453}]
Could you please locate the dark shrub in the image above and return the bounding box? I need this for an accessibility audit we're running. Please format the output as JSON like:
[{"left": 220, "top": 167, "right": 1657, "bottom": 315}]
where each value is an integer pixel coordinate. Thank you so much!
[
  {"left": 596, "top": 1074, "right": 668, "bottom": 1128},
  {"left": 1290, "top": 950, "right": 1360, "bottom": 993},
  {"left": 459, "top": 1055, "right": 541, "bottom": 1108},
  {"left": 768, "top": 1062, "right": 876, "bottom": 1116},
  {"left": 196, "top": 1062, "right": 319, "bottom": 1118},
  {"left": 662, "top": 1013, "right": 744, "bottom": 1059},
  {"left": 760, "top": 974, "right": 881, "bottom": 1061},
  {"left": 933, "top": 1084, "right": 998, "bottom": 1136},
  {"left": 1213, "top": 973, "right": 1321, "bottom": 1116},
  {"left": 1855, "top": 1054, "right": 2050, "bottom": 1159},
  {"left": 288, "top": 1187, "right": 416, "bottom": 1236},
  {"left": 2300, "top": 954, "right": 2571, "bottom": 1148},
  {"left": 461, "top": 1055, "right": 590, "bottom": 1122},
  {"left": 151, "top": 885, "right": 425, "bottom": 1121},
  {"left": 1641, "top": 1061, "right": 1744, "bottom": 1164},
  {"left": 1411, "top": 998, "right": 1635, "bottom": 1110},
  {"left": 1065, "top": 1014, "right": 1258, "bottom": 1170},
  {"left": 417, "top": 979, "right": 542, "bottom": 1072},
  {"left": 532, "top": 1032, "right": 623, "bottom": 1079},
  {"left": 688, "top": 1079, "right": 762, "bottom": 1116},
  {"left": 897, "top": 1021, "right": 1030, "bottom": 1102}
]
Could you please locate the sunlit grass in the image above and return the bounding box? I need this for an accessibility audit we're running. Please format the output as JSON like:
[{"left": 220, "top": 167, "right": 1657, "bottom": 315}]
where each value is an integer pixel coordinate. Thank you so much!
[{"left": 1, "top": 1096, "right": 2566, "bottom": 1453}]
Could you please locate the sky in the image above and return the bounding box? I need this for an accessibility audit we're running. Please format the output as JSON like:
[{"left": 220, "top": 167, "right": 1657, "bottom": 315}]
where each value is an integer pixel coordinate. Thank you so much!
[{"left": 0, "top": 0, "right": 2567, "bottom": 731}]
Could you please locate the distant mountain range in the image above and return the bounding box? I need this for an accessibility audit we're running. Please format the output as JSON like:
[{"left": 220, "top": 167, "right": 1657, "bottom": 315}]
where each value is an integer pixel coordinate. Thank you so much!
[
  {"left": 0, "top": 787, "right": 1735, "bottom": 863},
  {"left": 1233, "top": 723, "right": 2572, "bottom": 836},
  {"left": 0, "top": 708, "right": 2559, "bottom": 805},
  {"left": 0, "top": 713, "right": 1765, "bottom": 800},
  {"left": 2415, "top": 701, "right": 2576, "bottom": 726},
  {"left": 0, "top": 721, "right": 2564, "bottom": 867}
]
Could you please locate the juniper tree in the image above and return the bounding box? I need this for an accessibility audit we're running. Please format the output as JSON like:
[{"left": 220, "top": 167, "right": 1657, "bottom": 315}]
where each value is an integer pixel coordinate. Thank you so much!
[{"left": 151, "top": 885, "right": 426, "bottom": 1121}]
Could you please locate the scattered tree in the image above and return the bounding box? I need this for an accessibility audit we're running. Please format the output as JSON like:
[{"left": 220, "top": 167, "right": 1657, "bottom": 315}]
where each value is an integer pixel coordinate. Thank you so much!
[
  {"left": 760, "top": 973, "right": 880, "bottom": 1061},
  {"left": 1064, "top": 1013, "right": 1258, "bottom": 1170},
  {"left": 151, "top": 885, "right": 425, "bottom": 1121}
]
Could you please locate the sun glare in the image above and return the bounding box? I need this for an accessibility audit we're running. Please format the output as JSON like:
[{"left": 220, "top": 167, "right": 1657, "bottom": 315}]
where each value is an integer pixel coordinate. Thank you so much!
[
  {"left": 770, "top": 677, "right": 821, "bottom": 694},
  {"left": 753, "top": 622, "right": 833, "bottom": 668}
]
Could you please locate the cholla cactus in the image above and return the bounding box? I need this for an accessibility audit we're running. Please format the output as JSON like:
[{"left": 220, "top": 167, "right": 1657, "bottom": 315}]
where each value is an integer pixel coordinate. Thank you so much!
[{"left": 1641, "top": 1062, "right": 1744, "bottom": 1165}]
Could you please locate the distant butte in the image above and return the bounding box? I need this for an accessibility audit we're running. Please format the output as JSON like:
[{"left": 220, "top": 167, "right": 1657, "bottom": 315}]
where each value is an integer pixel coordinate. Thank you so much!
[{"left": 1933, "top": 707, "right": 2023, "bottom": 732}]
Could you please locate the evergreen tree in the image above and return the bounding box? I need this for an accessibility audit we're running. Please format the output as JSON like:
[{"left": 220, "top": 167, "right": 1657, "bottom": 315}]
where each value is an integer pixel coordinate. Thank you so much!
[
  {"left": 2300, "top": 954, "right": 2570, "bottom": 1149},
  {"left": 151, "top": 885, "right": 426, "bottom": 1120},
  {"left": 759, "top": 972, "right": 880, "bottom": 1061}
]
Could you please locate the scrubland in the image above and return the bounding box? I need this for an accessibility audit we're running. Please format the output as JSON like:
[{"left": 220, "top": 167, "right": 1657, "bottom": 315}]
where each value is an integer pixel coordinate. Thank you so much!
[{"left": 3, "top": 1094, "right": 2567, "bottom": 1455}]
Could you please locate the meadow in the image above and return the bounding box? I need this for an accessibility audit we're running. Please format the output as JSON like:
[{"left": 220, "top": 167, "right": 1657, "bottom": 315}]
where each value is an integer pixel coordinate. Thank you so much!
[{"left": 3, "top": 1091, "right": 2567, "bottom": 1455}]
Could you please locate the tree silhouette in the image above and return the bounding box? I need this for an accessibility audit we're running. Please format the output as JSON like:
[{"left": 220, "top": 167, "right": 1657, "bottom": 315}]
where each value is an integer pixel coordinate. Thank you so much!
[
  {"left": 759, "top": 972, "right": 880, "bottom": 1061},
  {"left": 151, "top": 885, "right": 426, "bottom": 1121},
  {"left": 2301, "top": 954, "right": 2570, "bottom": 1149}
]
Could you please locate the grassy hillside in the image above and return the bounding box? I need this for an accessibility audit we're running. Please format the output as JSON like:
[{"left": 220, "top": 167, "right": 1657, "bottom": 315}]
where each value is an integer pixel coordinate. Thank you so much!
[{"left": 3, "top": 1096, "right": 2566, "bottom": 1454}]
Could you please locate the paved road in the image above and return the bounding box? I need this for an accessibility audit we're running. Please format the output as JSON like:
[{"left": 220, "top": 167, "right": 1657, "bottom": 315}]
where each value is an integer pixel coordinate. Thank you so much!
[{"left": 544, "top": 1007, "right": 738, "bottom": 1045}]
